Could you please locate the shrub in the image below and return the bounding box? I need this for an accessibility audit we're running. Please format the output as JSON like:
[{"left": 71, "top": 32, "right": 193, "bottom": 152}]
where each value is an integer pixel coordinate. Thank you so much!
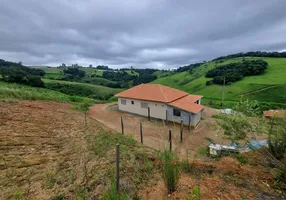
[
  {"left": 26, "top": 75, "right": 44, "bottom": 87},
  {"left": 160, "top": 150, "right": 179, "bottom": 194}
]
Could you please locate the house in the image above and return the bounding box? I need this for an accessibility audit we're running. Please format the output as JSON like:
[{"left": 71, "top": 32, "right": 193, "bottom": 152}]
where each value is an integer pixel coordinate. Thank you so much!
[
  {"left": 115, "top": 84, "right": 204, "bottom": 127},
  {"left": 263, "top": 110, "right": 286, "bottom": 119}
]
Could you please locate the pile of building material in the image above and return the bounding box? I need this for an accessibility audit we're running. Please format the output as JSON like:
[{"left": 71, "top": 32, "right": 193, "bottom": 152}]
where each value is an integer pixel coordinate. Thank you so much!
[{"left": 209, "top": 140, "right": 268, "bottom": 156}]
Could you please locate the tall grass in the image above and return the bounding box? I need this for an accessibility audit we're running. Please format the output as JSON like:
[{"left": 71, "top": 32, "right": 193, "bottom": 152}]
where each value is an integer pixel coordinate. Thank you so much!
[{"left": 160, "top": 149, "right": 179, "bottom": 194}]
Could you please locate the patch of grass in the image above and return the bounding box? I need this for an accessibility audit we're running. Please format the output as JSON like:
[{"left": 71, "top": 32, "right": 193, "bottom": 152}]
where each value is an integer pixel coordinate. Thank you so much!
[
  {"left": 185, "top": 185, "right": 200, "bottom": 200},
  {"left": 181, "top": 159, "right": 190, "bottom": 173},
  {"left": 14, "top": 191, "right": 24, "bottom": 200},
  {"left": 231, "top": 153, "right": 248, "bottom": 164},
  {"left": 88, "top": 131, "right": 135, "bottom": 158},
  {"left": 74, "top": 186, "right": 89, "bottom": 200},
  {"left": 198, "top": 146, "right": 209, "bottom": 156},
  {"left": 101, "top": 180, "right": 128, "bottom": 200},
  {"left": 160, "top": 150, "right": 179, "bottom": 194},
  {"left": 52, "top": 193, "right": 66, "bottom": 200},
  {"left": 44, "top": 170, "right": 57, "bottom": 189}
]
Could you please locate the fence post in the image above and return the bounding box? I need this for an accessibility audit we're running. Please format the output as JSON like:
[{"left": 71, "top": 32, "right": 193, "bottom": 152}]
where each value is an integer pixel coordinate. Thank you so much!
[
  {"left": 180, "top": 120, "right": 183, "bottom": 143},
  {"left": 116, "top": 144, "right": 120, "bottom": 194},
  {"left": 188, "top": 113, "right": 191, "bottom": 131},
  {"left": 165, "top": 110, "right": 168, "bottom": 125},
  {"left": 148, "top": 107, "right": 150, "bottom": 121},
  {"left": 140, "top": 121, "right": 143, "bottom": 144},
  {"left": 121, "top": 116, "right": 124, "bottom": 135},
  {"left": 169, "top": 129, "right": 172, "bottom": 151}
]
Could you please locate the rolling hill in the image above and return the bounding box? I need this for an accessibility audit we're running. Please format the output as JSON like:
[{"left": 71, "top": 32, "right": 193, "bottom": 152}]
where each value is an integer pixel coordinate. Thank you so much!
[{"left": 154, "top": 57, "right": 286, "bottom": 107}]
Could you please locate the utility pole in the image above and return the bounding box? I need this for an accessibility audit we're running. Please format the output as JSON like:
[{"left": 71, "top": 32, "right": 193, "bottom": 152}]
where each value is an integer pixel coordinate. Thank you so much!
[{"left": 221, "top": 77, "right": 225, "bottom": 107}]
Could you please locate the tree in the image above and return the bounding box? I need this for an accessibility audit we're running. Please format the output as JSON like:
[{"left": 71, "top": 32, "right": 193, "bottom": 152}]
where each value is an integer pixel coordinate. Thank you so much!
[
  {"left": 89, "top": 64, "right": 93, "bottom": 68},
  {"left": 75, "top": 102, "right": 93, "bottom": 127}
]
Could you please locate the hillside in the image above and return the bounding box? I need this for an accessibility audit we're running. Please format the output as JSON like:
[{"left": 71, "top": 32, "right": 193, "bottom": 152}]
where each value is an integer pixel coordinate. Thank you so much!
[{"left": 154, "top": 57, "right": 286, "bottom": 107}]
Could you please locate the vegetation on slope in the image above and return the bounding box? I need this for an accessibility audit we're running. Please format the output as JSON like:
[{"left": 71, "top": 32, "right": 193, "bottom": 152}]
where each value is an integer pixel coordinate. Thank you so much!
[
  {"left": 0, "top": 81, "right": 95, "bottom": 104},
  {"left": 154, "top": 57, "right": 286, "bottom": 108},
  {"left": 44, "top": 79, "right": 122, "bottom": 101}
]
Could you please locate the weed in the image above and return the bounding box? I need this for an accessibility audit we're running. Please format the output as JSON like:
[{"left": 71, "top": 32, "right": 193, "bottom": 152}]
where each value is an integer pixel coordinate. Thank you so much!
[
  {"left": 160, "top": 149, "right": 179, "bottom": 194},
  {"left": 44, "top": 170, "right": 57, "bottom": 189},
  {"left": 232, "top": 153, "right": 248, "bottom": 164},
  {"left": 101, "top": 181, "right": 128, "bottom": 200},
  {"left": 75, "top": 186, "right": 89, "bottom": 200},
  {"left": 185, "top": 185, "right": 200, "bottom": 200},
  {"left": 14, "top": 191, "right": 24, "bottom": 200},
  {"left": 52, "top": 193, "right": 66, "bottom": 200},
  {"left": 198, "top": 146, "right": 209, "bottom": 157},
  {"left": 181, "top": 159, "right": 190, "bottom": 173},
  {"left": 240, "top": 193, "right": 248, "bottom": 199}
]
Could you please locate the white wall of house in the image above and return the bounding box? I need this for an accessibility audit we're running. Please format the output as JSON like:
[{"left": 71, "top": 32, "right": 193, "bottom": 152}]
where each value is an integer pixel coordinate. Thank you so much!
[
  {"left": 167, "top": 106, "right": 202, "bottom": 127},
  {"left": 118, "top": 98, "right": 167, "bottom": 119}
]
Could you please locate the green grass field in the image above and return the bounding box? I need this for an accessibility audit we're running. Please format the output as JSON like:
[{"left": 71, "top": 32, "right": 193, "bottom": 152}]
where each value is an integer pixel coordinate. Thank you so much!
[
  {"left": 0, "top": 81, "right": 96, "bottom": 104},
  {"left": 154, "top": 57, "right": 286, "bottom": 106},
  {"left": 43, "top": 79, "right": 122, "bottom": 100}
]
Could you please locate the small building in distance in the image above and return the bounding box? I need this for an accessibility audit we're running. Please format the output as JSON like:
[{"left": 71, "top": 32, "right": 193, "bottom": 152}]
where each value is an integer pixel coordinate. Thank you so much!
[
  {"left": 115, "top": 84, "right": 204, "bottom": 127},
  {"left": 263, "top": 110, "right": 286, "bottom": 119}
]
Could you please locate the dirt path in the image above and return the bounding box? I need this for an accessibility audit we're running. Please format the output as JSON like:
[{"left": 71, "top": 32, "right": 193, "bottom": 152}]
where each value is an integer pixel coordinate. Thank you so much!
[
  {"left": 238, "top": 84, "right": 280, "bottom": 97},
  {"left": 88, "top": 103, "right": 231, "bottom": 157}
]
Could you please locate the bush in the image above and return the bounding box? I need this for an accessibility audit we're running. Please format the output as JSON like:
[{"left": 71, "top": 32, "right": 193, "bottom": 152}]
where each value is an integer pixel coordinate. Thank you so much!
[
  {"left": 160, "top": 150, "right": 179, "bottom": 194},
  {"left": 26, "top": 75, "right": 44, "bottom": 87}
]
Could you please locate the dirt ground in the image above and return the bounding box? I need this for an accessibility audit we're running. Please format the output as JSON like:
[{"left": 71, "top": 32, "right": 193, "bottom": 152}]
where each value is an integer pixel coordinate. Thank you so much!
[
  {"left": 89, "top": 103, "right": 231, "bottom": 157},
  {"left": 0, "top": 100, "right": 94, "bottom": 199},
  {"left": 0, "top": 100, "right": 282, "bottom": 200}
]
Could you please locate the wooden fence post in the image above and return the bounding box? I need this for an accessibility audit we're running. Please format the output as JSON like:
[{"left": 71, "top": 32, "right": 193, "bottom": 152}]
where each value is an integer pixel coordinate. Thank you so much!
[
  {"left": 140, "top": 121, "right": 143, "bottom": 144},
  {"left": 188, "top": 113, "right": 191, "bottom": 131},
  {"left": 121, "top": 116, "right": 124, "bottom": 135},
  {"left": 165, "top": 110, "right": 168, "bottom": 125},
  {"left": 148, "top": 107, "right": 150, "bottom": 121},
  {"left": 116, "top": 144, "right": 120, "bottom": 194},
  {"left": 169, "top": 129, "right": 172, "bottom": 151},
  {"left": 180, "top": 120, "right": 183, "bottom": 143}
]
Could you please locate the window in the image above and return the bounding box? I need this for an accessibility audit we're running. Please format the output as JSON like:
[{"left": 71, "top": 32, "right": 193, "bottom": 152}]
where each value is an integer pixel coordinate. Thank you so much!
[
  {"left": 121, "top": 99, "right": 126, "bottom": 105},
  {"left": 141, "top": 102, "right": 148, "bottom": 109},
  {"left": 173, "top": 108, "right": 181, "bottom": 117},
  {"left": 196, "top": 100, "right": 199, "bottom": 104},
  {"left": 131, "top": 101, "right": 134, "bottom": 105}
]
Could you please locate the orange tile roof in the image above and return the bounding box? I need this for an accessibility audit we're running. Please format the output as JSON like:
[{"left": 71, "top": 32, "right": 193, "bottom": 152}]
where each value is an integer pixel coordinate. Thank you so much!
[
  {"left": 169, "top": 95, "right": 204, "bottom": 114},
  {"left": 263, "top": 110, "right": 286, "bottom": 118},
  {"left": 115, "top": 84, "right": 188, "bottom": 103}
]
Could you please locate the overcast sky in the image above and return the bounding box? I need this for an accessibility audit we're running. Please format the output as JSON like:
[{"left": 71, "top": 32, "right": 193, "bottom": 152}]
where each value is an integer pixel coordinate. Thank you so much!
[{"left": 1, "top": 0, "right": 286, "bottom": 69}]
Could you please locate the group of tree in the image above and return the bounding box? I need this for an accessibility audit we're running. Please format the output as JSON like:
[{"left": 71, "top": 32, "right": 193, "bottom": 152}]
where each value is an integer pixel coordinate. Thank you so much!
[
  {"left": 0, "top": 59, "right": 45, "bottom": 87},
  {"left": 213, "top": 51, "right": 286, "bottom": 61},
  {"left": 132, "top": 68, "right": 157, "bottom": 86},
  {"left": 205, "top": 60, "right": 268, "bottom": 85},
  {"left": 176, "top": 62, "right": 204, "bottom": 73},
  {"left": 61, "top": 67, "right": 86, "bottom": 81}
]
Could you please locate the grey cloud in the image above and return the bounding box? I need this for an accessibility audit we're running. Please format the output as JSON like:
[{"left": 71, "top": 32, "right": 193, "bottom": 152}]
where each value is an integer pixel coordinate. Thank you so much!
[{"left": 0, "top": 0, "right": 286, "bottom": 69}]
